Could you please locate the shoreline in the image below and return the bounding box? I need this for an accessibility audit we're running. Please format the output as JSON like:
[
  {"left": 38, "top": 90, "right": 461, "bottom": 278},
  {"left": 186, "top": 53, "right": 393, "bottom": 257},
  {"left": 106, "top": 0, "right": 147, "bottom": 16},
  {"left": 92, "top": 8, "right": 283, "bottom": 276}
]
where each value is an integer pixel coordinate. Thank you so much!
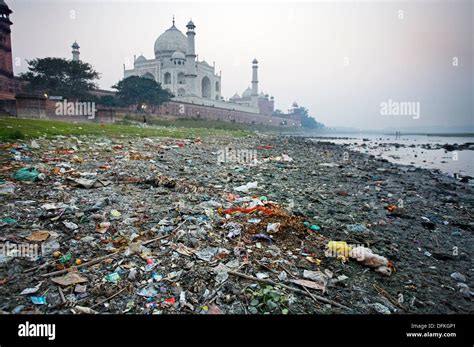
[{"left": 309, "top": 136, "right": 474, "bottom": 179}]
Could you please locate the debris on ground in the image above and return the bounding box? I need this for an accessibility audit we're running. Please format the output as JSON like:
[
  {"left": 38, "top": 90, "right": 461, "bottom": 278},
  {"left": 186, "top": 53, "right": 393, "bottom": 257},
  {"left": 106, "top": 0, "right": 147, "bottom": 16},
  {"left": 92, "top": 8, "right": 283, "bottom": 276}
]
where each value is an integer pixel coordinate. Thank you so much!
[{"left": 0, "top": 135, "right": 472, "bottom": 314}]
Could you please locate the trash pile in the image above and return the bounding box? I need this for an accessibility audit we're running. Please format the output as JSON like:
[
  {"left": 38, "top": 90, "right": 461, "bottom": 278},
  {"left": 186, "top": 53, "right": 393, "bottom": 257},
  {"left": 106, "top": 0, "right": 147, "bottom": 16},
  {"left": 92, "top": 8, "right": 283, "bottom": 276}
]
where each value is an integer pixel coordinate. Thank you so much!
[{"left": 0, "top": 135, "right": 472, "bottom": 314}]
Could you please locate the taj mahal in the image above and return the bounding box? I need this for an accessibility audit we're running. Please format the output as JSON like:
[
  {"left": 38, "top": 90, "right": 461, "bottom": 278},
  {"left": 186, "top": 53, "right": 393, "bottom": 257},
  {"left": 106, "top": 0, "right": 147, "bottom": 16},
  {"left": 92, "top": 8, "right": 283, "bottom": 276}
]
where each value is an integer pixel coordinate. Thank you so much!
[{"left": 123, "top": 17, "right": 275, "bottom": 116}]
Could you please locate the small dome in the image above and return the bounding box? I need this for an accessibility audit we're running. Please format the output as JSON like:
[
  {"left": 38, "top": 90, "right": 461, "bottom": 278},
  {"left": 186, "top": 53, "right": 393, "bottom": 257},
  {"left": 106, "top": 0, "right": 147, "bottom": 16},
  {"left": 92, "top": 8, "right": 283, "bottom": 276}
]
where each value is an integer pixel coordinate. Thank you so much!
[
  {"left": 171, "top": 51, "right": 185, "bottom": 60},
  {"left": 135, "top": 55, "right": 147, "bottom": 63},
  {"left": 72, "top": 41, "right": 80, "bottom": 49},
  {"left": 290, "top": 101, "right": 299, "bottom": 108},
  {"left": 230, "top": 93, "right": 241, "bottom": 100},
  {"left": 242, "top": 87, "right": 252, "bottom": 99},
  {"left": 252, "top": 58, "right": 258, "bottom": 64},
  {"left": 187, "top": 19, "right": 195, "bottom": 28},
  {"left": 154, "top": 22, "right": 187, "bottom": 58}
]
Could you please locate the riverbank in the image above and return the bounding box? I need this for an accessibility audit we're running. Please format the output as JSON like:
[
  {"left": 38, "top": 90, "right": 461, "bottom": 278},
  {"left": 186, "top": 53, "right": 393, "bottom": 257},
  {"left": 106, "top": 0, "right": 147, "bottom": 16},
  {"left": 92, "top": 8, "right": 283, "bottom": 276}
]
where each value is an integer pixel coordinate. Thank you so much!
[
  {"left": 0, "top": 116, "right": 250, "bottom": 141},
  {"left": 0, "top": 134, "right": 472, "bottom": 314}
]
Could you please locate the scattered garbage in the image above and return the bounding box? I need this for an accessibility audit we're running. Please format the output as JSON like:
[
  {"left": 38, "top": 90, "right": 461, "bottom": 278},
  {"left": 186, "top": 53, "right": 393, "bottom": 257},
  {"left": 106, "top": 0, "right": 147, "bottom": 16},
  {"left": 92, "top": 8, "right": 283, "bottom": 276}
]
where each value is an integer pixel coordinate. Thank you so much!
[
  {"left": 194, "top": 247, "right": 218, "bottom": 262},
  {"left": 96, "top": 222, "right": 111, "bottom": 234},
  {"left": 347, "top": 224, "right": 368, "bottom": 233},
  {"left": 450, "top": 272, "right": 466, "bottom": 283},
  {"left": 369, "top": 303, "right": 391, "bottom": 314},
  {"left": 2, "top": 217, "right": 17, "bottom": 225},
  {"left": 105, "top": 272, "right": 121, "bottom": 283},
  {"left": 223, "top": 222, "right": 242, "bottom": 239},
  {"left": 349, "top": 246, "right": 394, "bottom": 276},
  {"left": 304, "top": 222, "right": 321, "bottom": 231},
  {"left": 13, "top": 167, "right": 43, "bottom": 182},
  {"left": 290, "top": 278, "right": 326, "bottom": 291},
  {"left": 63, "top": 221, "right": 79, "bottom": 230},
  {"left": 266, "top": 222, "right": 280, "bottom": 233},
  {"left": 71, "top": 306, "right": 98, "bottom": 314},
  {"left": 251, "top": 233, "right": 272, "bottom": 243},
  {"left": 221, "top": 206, "right": 273, "bottom": 215},
  {"left": 302, "top": 270, "right": 329, "bottom": 291},
  {"left": 20, "top": 283, "right": 42, "bottom": 295},
  {"left": 67, "top": 177, "right": 97, "bottom": 189},
  {"left": 0, "top": 182, "right": 16, "bottom": 195},
  {"left": 31, "top": 296, "right": 47, "bottom": 305},
  {"left": 0, "top": 135, "right": 471, "bottom": 315},
  {"left": 234, "top": 181, "right": 258, "bottom": 193},
  {"left": 25, "top": 230, "right": 50, "bottom": 242},
  {"left": 52, "top": 272, "right": 88, "bottom": 287},
  {"left": 58, "top": 253, "right": 72, "bottom": 265},
  {"left": 137, "top": 287, "right": 158, "bottom": 298}
]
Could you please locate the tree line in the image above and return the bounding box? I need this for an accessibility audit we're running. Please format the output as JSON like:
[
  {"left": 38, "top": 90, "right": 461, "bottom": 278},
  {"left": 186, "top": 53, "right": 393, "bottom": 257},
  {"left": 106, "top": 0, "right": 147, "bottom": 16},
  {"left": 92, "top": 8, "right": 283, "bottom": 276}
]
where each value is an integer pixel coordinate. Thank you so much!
[{"left": 20, "top": 57, "right": 172, "bottom": 112}]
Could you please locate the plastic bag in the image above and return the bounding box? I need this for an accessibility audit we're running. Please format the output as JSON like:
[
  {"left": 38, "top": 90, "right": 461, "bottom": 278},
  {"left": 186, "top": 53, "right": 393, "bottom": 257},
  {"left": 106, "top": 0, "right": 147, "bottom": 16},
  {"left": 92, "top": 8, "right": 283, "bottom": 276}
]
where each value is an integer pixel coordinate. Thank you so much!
[{"left": 13, "top": 168, "right": 42, "bottom": 182}]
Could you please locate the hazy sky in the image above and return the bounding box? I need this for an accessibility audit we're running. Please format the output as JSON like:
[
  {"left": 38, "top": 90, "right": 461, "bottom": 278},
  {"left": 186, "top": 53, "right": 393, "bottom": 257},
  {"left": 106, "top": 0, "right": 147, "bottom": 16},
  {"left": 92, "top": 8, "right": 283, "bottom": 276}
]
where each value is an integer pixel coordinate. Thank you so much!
[{"left": 9, "top": 0, "right": 474, "bottom": 129}]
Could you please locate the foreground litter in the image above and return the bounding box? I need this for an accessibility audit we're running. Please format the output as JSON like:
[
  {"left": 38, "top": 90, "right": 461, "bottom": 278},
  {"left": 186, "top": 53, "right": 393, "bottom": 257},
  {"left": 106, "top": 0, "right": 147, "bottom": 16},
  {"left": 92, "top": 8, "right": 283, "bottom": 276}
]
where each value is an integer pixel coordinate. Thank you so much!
[{"left": 0, "top": 135, "right": 472, "bottom": 314}]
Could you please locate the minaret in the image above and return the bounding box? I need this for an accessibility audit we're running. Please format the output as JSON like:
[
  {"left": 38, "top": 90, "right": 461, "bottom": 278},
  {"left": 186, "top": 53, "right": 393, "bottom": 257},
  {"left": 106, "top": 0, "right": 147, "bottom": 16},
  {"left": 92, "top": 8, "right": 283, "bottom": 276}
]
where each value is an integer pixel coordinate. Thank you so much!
[
  {"left": 72, "top": 41, "right": 80, "bottom": 62},
  {"left": 0, "top": 0, "right": 15, "bottom": 100},
  {"left": 185, "top": 19, "right": 197, "bottom": 96},
  {"left": 251, "top": 58, "right": 259, "bottom": 108},
  {"left": 0, "top": 0, "right": 13, "bottom": 77}
]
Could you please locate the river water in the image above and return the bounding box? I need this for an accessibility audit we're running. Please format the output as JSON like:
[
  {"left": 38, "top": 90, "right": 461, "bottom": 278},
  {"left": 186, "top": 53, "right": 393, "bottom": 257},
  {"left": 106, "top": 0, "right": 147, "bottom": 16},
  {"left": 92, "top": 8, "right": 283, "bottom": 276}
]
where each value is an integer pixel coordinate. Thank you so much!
[{"left": 311, "top": 133, "right": 474, "bottom": 178}]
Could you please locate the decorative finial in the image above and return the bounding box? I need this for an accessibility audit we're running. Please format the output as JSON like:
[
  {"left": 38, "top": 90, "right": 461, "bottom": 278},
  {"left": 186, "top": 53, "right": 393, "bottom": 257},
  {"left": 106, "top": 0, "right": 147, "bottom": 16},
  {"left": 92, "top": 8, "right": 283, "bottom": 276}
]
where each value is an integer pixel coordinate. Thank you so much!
[{"left": 172, "top": 15, "right": 175, "bottom": 26}]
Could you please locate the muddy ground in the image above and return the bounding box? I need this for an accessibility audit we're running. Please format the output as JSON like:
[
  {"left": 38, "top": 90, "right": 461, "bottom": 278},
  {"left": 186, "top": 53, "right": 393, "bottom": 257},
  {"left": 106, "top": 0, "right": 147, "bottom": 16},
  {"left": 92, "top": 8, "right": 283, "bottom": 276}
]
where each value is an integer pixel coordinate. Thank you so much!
[{"left": 0, "top": 134, "right": 472, "bottom": 314}]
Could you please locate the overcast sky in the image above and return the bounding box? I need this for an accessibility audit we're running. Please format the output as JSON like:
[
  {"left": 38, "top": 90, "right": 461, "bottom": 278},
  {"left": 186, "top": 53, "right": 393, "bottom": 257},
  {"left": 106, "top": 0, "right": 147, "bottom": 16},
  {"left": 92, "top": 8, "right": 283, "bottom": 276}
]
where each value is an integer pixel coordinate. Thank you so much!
[{"left": 9, "top": 0, "right": 474, "bottom": 129}]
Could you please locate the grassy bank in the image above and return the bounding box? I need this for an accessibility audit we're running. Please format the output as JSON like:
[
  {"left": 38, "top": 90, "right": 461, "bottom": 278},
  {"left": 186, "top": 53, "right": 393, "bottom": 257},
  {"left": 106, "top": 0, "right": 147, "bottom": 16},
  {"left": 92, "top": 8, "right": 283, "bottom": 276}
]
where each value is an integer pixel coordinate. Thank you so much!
[
  {"left": 0, "top": 116, "right": 250, "bottom": 141},
  {"left": 119, "top": 114, "right": 298, "bottom": 133}
]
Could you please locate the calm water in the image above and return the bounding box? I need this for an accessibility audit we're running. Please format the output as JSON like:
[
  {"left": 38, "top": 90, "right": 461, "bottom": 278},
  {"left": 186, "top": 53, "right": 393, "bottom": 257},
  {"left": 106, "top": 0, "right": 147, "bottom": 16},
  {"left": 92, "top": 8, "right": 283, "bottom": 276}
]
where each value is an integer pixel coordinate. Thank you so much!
[{"left": 312, "top": 133, "right": 474, "bottom": 178}]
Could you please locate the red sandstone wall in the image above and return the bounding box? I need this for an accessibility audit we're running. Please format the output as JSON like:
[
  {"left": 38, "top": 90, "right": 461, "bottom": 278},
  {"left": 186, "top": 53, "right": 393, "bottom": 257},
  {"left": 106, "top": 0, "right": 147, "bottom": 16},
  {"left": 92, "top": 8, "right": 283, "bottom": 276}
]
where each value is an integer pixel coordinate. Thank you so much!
[
  {"left": 13, "top": 96, "right": 301, "bottom": 127},
  {"left": 158, "top": 101, "right": 301, "bottom": 127}
]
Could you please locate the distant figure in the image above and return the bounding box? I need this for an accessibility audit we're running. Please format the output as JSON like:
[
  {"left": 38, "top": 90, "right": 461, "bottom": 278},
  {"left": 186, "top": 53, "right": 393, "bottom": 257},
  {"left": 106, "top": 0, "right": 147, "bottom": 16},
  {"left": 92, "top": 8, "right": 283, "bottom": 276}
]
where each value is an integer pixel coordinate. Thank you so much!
[{"left": 143, "top": 115, "right": 147, "bottom": 126}]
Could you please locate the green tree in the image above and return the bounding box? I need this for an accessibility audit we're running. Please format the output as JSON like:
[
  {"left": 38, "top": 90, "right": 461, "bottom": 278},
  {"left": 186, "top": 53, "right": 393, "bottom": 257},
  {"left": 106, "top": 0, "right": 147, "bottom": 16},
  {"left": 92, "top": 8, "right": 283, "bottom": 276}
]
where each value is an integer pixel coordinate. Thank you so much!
[
  {"left": 20, "top": 57, "right": 99, "bottom": 100},
  {"left": 112, "top": 76, "right": 173, "bottom": 112},
  {"left": 296, "top": 107, "right": 324, "bottom": 129},
  {"left": 97, "top": 95, "right": 124, "bottom": 108}
]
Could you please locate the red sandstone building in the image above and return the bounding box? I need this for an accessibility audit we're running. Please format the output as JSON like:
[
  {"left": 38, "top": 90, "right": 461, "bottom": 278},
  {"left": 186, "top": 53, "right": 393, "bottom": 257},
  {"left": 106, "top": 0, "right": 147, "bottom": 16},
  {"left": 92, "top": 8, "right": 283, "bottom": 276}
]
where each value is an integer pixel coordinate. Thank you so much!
[{"left": 0, "top": 0, "right": 24, "bottom": 113}]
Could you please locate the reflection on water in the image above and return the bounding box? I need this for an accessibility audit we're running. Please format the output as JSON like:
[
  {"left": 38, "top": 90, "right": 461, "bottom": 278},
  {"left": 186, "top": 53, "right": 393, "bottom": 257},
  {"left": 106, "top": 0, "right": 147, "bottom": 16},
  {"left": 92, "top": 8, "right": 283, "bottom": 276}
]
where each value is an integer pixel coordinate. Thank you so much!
[{"left": 312, "top": 134, "right": 474, "bottom": 178}]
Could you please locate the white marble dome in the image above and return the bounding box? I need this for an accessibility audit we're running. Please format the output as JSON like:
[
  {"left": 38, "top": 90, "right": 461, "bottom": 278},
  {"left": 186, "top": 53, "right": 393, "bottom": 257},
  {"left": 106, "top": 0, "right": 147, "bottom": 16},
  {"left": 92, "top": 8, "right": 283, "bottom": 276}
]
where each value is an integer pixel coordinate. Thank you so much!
[
  {"left": 154, "top": 24, "right": 187, "bottom": 57},
  {"left": 242, "top": 87, "right": 252, "bottom": 99},
  {"left": 135, "top": 55, "right": 147, "bottom": 63},
  {"left": 171, "top": 51, "right": 185, "bottom": 60}
]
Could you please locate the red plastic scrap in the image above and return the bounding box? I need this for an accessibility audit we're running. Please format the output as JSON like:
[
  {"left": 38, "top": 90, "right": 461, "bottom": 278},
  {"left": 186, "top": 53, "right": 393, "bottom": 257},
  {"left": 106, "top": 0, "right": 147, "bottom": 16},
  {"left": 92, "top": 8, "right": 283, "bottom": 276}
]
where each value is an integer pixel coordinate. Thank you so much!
[
  {"left": 164, "top": 297, "right": 176, "bottom": 305},
  {"left": 221, "top": 206, "right": 274, "bottom": 215},
  {"left": 256, "top": 145, "right": 273, "bottom": 149}
]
